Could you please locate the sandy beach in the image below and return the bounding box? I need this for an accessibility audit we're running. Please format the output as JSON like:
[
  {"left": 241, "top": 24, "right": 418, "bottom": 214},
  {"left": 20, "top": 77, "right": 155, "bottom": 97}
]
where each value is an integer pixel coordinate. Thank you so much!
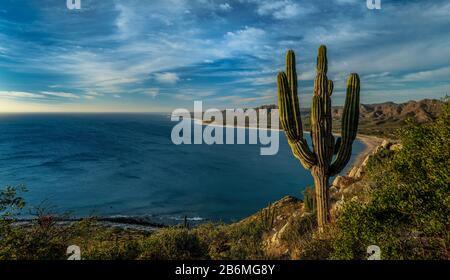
[
  {"left": 192, "top": 117, "right": 385, "bottom": 173},
  {"left": 352, "top": 134, "right": 384, "bottom": 170}
]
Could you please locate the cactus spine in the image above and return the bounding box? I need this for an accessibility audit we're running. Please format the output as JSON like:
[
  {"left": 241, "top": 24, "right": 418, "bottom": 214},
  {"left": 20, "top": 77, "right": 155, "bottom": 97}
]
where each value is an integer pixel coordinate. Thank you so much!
[{"left": 277, "top": 45, "right": 360, "bottom": 233}]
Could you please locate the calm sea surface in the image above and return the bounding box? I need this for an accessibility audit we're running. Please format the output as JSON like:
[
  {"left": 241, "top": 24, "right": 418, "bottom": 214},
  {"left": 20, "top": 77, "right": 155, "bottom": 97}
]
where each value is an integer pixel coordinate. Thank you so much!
[{"left": 0, "top": 114, "right": 365, "bottom": 223}]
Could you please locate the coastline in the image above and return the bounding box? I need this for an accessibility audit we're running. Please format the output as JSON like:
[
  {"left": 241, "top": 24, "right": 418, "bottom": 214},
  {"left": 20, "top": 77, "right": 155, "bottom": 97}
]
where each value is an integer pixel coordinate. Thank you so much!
[
  {"left": 12, "top": 119, "right": 383, "bottom": 231},
  {"left": 191, "top": 117, "right": 384, "bottom": 175},
  {"left": 351, "top": 134, "right": 384, "bottom": 172}
]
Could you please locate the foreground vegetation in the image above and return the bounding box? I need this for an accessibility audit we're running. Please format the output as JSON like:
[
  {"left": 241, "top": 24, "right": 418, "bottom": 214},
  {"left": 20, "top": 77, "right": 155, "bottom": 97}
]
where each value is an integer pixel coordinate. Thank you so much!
[
  {"left": 0, "top": 101, "right": 448, "bottom": 260},
  {"left": 330, "top": 101, "right": 449, "bottom": 259}
]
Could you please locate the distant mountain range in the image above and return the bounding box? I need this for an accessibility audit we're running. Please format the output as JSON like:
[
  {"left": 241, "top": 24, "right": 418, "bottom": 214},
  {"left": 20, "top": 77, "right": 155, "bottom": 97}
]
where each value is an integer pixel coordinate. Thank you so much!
[
  {"left": 335, "top": 99, "right": 443, "bottom": 123},
  {"left": 196, "top": 99, "right": 444, "bottom": 137},
  {"left": 258, "top": 99, "right": 444, "bottom": 137},
  {"left": 257, "top": 99, "right": 443, "bottom": 121},
  {"left": 256, "top": 99, "right": 443, "bottom": 137}
]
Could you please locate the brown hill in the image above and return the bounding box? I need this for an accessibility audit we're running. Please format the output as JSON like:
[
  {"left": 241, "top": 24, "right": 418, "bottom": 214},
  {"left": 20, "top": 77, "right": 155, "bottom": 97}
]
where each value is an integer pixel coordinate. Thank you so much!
[
  {"left": 260, "top": 99, "right": 444, "bottom": 137},
  {"left": 332, "top": 99, "right": 443, "bottom": 124}
]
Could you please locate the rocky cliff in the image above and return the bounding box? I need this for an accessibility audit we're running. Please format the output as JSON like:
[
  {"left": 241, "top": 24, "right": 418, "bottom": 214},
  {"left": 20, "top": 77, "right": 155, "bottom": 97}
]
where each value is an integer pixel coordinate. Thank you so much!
[{"left": 239, "top": 138, "right": 400, "bottom": 258}]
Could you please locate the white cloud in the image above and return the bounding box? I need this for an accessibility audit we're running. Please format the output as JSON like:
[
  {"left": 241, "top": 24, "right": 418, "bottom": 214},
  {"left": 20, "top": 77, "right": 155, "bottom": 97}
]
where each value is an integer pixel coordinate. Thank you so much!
[
  {"left": 402, "top": 66, "right": 450, "bottom": 82},
  {"left": 0, "top": 46, "right": 7, "bottom": 55},
  {"left": 40, "top": 91, "right": 80, "bottom": 99},
  {"left": 360, "top": 84, "right": 449, "bottom": 104},
  {"left": 147, "top": 88, "right": 159, "bottom": 98},
  {"left": 254, "top": 0, "right": 311, "bottom": 19},
  {"left": 174, "top": 91, "right": 214, "bottom": 101},
  {"left": 304, "top": 24, "right": 370, "bottom": 45},
  {"left": 219, "top": 3, "right": 232, "bottom": 11},
  {"left": 299, "top": 70, "right": 316, "bottom": 81},
  {"left": 363, "top": 72, "right": 391, "bottom": 80},
  {"left": 334, "top": 0, "right": 359, "bottom": 5},
  {"left": 154, "top": 72, "right": 180, "bottom": 84},
  {"left": 224, "top": 27, "right": 266, "bottom": 53},
  {"left": 0, "top": 91, "right": 83, "bottom": 100},
  {"left": 44, "top": 51, "right": 141, "bottom": 94},
  {"left": 0, "top": 91, "right": 45, "bottom": 99},
  {"left": 115, "top": 4, "right": 136, "bottom": 39},
  {"left": 85, "top": 91, "right": 104, "bottom": 97},
  {"left": 237, "top": 76, "right": 275, "bottom": 86},
  {"left": 2, "top": 0, "right": 450, "bottom": 110},
  {"left": 421, "top": 2, "right": 450, "bottom": 19},
  {"left": 211, "top": 93, "right": 274, "bottom": 106}
]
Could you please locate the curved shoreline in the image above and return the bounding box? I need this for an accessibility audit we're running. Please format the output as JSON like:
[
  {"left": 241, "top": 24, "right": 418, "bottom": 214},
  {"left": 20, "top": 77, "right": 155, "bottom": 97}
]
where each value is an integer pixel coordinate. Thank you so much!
[
  {"left": 351, "top": 134, "right": 384, "bottom": 173},
  {"left": 12, "top": 121, "right": 383, "bottom": 230},
  {"left": 191, "top": 117, "right": 384, "bottom": 175}
]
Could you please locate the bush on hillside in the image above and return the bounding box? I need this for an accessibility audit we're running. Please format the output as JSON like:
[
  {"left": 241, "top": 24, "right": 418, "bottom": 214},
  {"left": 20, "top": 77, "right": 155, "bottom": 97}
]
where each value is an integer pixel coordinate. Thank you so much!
[{"left": 331, "top": 100, "right": 450, "bottom": 259}]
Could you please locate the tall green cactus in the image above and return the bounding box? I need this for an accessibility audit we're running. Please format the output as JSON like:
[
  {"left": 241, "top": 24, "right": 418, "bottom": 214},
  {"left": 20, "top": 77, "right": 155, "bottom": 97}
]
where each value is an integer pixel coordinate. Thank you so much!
[{"left": 277, "top": 45, "right": 360, "bottom": 233}]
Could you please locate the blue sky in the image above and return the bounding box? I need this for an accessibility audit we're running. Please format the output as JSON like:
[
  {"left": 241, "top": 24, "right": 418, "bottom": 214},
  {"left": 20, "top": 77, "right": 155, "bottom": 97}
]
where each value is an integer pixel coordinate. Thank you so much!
[{"left": 0, "top": 0, "right": 449, "bottom": 112}]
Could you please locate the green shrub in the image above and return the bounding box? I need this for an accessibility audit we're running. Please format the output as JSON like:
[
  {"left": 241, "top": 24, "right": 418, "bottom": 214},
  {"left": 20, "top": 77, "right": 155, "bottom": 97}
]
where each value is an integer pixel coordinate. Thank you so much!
[
  {"left": 0, "top": 185, "right": 26, "bottom": 217},
  {"left": 138, "top": 227, "right": 208, "bottom": 260},
  {"left": 0, "top": 218, "right": 69, "bottom": 260},
  {"left": 331, "top": 100, "right": 450, "bottom": 259},
  {"left": 302, "top": 186, "right": 315, "bottom": 213},
  {"left": 223, "top": 221, "right": 266, "bottom": 260},
  {"left": 69, "top": 220, "right": 144, "bottom": 260}
]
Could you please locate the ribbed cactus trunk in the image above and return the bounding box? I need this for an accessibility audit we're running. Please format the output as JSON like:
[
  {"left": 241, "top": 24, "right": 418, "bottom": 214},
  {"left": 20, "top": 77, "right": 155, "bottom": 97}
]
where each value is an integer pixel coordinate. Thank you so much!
[
  {"left": 277, "top": 45, "right": 360, "bottom": 233},
  {"left": 312, "top": 167, "right": 329, "bottom": 229}
]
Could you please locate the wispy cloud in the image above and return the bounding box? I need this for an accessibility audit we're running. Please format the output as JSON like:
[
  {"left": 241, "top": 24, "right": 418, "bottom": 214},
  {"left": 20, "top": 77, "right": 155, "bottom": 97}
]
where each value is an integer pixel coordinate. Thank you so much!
[
  {"left": 219, "top": 3, "right": 232, "bottom": 11},
  {"left": 154, "top": 72, "right": 180, "bottom": 84},
  {"left": 40, "top": 91, "right": 80, "bottom": 99},
  {"left": 254, "top": 0, "right": 313, "bottom": 19},
  {"left": 0, "top": 91, "right": 45, "bottom": 99},
  {"left": 402, "top": 66, "right": 450, "bottom": 82},
  {"left": 0, "top": 0, "right": 448, "bottom": 111}
]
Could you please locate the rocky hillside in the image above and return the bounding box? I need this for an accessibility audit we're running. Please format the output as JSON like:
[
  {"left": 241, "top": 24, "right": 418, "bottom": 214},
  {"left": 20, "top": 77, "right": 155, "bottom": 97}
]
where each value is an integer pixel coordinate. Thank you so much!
[
  {"left": 258, "top": 99, "right": 443, "bottom": 122},
  {"left": 256, "top": 99, "right": 444, "bottom": 137},
  {"left": 332, "top": 99, "right": 443, "bottom": 124},
  {"left": 238, "top": 138, "right": 397, "bottom": 259}
]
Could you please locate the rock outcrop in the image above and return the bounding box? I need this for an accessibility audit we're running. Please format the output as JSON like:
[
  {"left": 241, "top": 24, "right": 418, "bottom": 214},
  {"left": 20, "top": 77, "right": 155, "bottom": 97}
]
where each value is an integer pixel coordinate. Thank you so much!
[
  {"left": 330, "top": 139, "right": 401, "bottom": 216},
  {"left": 236, "top": 138, "right": 401, "bottom": 258}
]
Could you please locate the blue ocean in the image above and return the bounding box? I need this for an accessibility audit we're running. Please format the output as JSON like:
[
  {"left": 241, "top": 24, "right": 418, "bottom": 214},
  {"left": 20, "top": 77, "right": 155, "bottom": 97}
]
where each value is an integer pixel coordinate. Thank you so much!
[{"left": 0, "top": 114, "right": 364, "bottom": 224}]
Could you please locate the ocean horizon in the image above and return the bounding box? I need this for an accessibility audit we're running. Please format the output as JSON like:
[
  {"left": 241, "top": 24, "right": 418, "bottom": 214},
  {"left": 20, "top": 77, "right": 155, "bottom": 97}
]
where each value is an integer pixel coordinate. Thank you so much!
[{"left": 0, "top": 113, "right": 365, "bottom": 224}]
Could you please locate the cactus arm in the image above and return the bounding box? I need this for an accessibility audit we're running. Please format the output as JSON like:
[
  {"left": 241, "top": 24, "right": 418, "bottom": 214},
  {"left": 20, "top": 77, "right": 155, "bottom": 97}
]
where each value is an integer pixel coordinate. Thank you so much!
[
  {"left": 324, "top": 81, "right": 334, "bottom": 164},
  {"left": 316, "top": 45, "right": 328, "bottom": 74},
  {"left": 328, "top": 80, "right": 334, "bottom": 96},
  {"left": 311, "top": 45, "right": 334, "bottom": 169},
  {"left": 334, "top": 137, "right": 341, "bottom": 155},
  {"left": 330, "top": 73, "right": 360, "bottom": 176},
  {"left": 286, "top": 50, "right": 303, "bottom": 138},
  {"left": 290, "top": 139, "right": 316, "bottom": 169},
  {"left": 327, "top": 80, "right": 335, "bottom": 158},
  {"left": 277, "top": 72, "right": 316, "bottom": 169},
  {"left": 311, "top": 79, "right": 327, "bottom": 167},
  {"left": 277, "top": 72, "right": 299, "bottom": 141}
]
